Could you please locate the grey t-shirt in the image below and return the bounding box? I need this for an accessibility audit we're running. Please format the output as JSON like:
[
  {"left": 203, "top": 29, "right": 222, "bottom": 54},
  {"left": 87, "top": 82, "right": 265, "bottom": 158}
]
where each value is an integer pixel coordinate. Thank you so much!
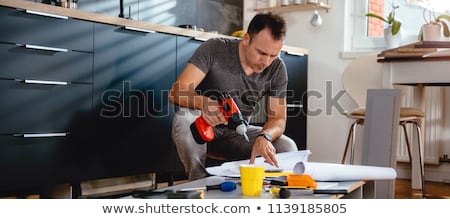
[{"left": 190, "top": 38, "right": 288, "bottom": 117}]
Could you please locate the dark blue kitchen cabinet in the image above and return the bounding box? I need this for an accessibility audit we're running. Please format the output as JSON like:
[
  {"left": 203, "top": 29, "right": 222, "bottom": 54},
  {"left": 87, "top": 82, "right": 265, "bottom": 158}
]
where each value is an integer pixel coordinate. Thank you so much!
[
  {"left": 0, "top": 6, "right": 94, "bottom": 195},
  {"left": 176, "top": 36, "right": 203, "bottom": 77},
  {"left": 91, "top": 23, "right": 177, "bottom": 180},
  {"left": 280, "top": 51, "right": 308, "bottom": 150}
]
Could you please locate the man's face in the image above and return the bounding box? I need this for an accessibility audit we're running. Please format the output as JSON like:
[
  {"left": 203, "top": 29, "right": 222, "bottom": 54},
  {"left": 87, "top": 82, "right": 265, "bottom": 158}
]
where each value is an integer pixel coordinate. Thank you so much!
[{"left": 243, "top": 28, "right": 284, "bottom": 73}]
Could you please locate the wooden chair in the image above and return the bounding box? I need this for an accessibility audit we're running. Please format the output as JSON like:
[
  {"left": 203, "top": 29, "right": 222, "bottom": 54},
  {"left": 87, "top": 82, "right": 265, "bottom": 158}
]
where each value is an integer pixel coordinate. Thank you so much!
[{"left": 341, "top": 54, "right": 426, "bottom": 197}]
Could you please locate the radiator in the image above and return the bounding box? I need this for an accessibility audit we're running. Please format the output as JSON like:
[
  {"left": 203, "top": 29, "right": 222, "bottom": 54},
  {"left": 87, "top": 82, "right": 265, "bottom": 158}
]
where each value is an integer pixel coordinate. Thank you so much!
[{"left": 397, "top": 86, "right": 442, "bottom": 164}]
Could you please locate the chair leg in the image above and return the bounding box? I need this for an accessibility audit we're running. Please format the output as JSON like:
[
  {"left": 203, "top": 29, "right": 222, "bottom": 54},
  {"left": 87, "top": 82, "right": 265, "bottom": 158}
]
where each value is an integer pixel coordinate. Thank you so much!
[
  {"left": 400, "top": 122, "right": 413, "bottom": 163},
  {"left": 412, "top": 120, "right": 426, "bottom": 198},
  {"left": 349, "top": 120, "right": 359, "bottom": 164},
  {"left": 342, "top": 120, "right": 358, "bottom": 164},
  {"left": 403, "top": 120, "right": 426, "bottom": 198},
  {"left": 342, "top": 122, "right": 353, "bottom": 164}
]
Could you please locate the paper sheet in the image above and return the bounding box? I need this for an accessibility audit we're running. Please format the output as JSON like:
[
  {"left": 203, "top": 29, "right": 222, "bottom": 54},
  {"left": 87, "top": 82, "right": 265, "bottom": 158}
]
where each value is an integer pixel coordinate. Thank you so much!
[
  {"left": 206, "top": 150, "right": 397, "bottom": 181},
  {"left": 206, "top": 150, "right": 311, "bottom": 177},
  {"left": 293, "top": 162, "right": 397, "bottom": 181}
]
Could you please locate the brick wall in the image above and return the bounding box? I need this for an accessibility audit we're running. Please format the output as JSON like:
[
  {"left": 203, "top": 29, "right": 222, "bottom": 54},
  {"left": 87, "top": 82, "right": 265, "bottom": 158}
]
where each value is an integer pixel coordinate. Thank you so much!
[{"left": 368, "top": 0, "right": 384, "bottom": 37}]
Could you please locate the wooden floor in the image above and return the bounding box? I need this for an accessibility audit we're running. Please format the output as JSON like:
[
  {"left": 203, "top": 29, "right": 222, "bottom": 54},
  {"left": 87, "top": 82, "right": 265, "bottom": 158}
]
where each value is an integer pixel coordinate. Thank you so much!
[
  {"left": 395, "top": 179, "right": 450, "bottom": 199},
  {"left": 158, "top": 178, "right": 450, "bottom": 199}
]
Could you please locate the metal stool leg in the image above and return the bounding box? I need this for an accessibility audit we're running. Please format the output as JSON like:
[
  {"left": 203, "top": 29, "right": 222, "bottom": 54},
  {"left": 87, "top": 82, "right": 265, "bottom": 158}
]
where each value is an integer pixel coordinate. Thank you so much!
[
  {"left": 349, "top": 120, "right": 359, "bottom": 164},
  {"left": 342, "top": 121, "right": 356, "bottom": 164},
  {"left": 403, "top": 120, "right": 426, "bottom": 198},
  {"left": 400, "top": 122, "right": 413, "bottom": 163},
  {"left": 342, "top": 119, "right": 362, "bottom": 164},
  {"left": 412, "top": 120, "right": 426, "bottom": 198}
]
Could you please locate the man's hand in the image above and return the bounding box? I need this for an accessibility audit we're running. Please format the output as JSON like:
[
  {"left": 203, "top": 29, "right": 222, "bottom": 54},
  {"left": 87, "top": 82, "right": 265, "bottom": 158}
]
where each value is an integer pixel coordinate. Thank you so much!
[
  {"left": 249, "top": 137, "right": 279, "bottom": 167},
  {"left": 201, "top": 97, "right": 228, "bottom": 126}
]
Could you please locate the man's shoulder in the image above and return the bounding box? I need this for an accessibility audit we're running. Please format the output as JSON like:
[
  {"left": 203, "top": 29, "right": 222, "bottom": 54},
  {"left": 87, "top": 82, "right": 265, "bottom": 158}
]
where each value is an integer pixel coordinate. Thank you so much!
[{"left": 204, "top": 37, "right": 240, "bottom": 47}]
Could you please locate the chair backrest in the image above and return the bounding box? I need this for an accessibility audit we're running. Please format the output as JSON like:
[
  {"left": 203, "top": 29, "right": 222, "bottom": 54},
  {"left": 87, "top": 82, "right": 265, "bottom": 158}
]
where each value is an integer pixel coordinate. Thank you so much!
[{"left": 342, "top": 54, "right": 383, "bottom": 108}]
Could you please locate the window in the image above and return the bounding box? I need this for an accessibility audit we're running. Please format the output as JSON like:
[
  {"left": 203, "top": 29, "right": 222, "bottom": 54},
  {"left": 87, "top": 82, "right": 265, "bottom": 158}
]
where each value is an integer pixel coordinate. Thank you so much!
[{"left": 352, "top": 0, "right": 447, "bottom": 50}]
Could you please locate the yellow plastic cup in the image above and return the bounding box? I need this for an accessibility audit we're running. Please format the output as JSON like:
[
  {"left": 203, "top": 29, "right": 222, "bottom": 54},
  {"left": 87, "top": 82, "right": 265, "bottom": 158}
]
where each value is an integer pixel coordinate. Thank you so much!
[{"left": 239, "top": 164, "right": 265, "bottom": 196}]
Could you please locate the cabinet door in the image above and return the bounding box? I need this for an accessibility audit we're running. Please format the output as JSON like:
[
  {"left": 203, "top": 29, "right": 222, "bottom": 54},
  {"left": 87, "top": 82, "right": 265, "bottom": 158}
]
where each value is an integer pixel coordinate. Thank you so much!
[
  {"left": 0, "top": 43, "right": 92, "bottom": 83},
  {"left": 280, "top": 52, "right": 308, "bottom": 150},
  {"left": 92, "top": 23, "right": 177, "bottom": 180},
  {"left": 176, "top": 36, "right": 203, "bottom": 77},
  {"left": 0, "top": 134, "right": 85, "bottom": 193},
  {"left": 0, "top": 80, "right": 92, "bottom": 134},
  {"left": 169, "top": 36, "right": 204, "bottom": 175},
  {"left": 0, "top": 6, "right": 93, "bottom": 52}
]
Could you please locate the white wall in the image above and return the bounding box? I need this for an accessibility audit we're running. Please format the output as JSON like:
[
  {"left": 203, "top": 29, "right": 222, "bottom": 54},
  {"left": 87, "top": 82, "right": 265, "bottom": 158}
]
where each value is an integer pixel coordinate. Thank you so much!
[{"left": 244, "top": 0, "right": 357, "bottom": 163}]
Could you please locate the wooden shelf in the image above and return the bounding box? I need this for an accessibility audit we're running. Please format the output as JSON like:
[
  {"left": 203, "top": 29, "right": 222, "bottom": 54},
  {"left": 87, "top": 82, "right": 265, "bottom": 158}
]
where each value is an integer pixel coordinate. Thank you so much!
[{"left": 254, "top": 2, "right": 331, "bottom": 13}]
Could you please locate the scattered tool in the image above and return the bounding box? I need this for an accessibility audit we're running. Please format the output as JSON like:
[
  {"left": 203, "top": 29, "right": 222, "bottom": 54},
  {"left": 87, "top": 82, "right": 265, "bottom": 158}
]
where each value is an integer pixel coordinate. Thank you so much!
[
  {"left": 270, "top": 186, "right": 291, "bottom": 199},
  {"left": 206, "top": 181, "right": 237, "bottom": 192},
  {"left": 270, "top": 174, "right": 317, "bottom": 189},
  {"left": 190, "top": 93, "right": 249, "bottom": 144},
  {"left": 287, "top": 174, "right": 317, "bottom": 189},
  {"left": 131, "top": 189, "right": 202, "bottom": 199},
  {"left": 270, "top": 186, "right": 314, "bottom": 198}
]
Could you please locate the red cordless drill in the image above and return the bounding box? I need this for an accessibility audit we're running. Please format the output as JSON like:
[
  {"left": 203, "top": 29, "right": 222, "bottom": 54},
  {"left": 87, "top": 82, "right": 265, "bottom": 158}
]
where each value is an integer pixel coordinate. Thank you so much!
[{"left": 190, "top": 93, "right": 249, "bottom": 144}]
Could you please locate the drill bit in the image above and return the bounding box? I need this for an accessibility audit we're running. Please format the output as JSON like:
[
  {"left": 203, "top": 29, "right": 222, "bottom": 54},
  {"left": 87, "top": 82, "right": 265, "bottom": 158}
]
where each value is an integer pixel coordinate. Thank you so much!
[{"left": 243, "top": 133, "right": 249, "bottom": 142}]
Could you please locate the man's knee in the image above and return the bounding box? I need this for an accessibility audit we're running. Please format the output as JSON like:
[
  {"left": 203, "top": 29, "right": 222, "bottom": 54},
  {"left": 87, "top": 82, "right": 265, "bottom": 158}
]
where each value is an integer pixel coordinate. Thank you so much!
[{"left": 274, "top": 135, "right": 298, "bottom": 152}]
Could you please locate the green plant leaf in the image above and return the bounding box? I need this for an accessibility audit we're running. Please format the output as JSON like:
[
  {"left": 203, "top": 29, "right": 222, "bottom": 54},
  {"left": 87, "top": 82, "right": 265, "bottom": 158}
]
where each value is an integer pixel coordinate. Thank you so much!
[
  {"left": 437, "top": 15, "right": 450, "bottom": 37},
  {"left": 440, "top": 21, "right": 450, "bottom": 37},
  {"left": 437, "top": 14, "right": 450, "bottom": 23},
  {"left": 391, "top": 21, "right": 401, "bottom": 35},
  {"left": 365, "top": 13, "right": 387, "bottom": 23},
  {"left": 387, "top": 12, "right": 395, "bottom": 24},
  {"left": 418, "top": 26, "right": 424, "bottom": 41}
]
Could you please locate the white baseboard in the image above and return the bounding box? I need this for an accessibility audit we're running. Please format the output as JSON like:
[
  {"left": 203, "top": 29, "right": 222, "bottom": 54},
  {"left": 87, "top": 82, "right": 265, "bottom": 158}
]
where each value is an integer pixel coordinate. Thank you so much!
[{"left": 396, "top": 162, "right": 450, "bottom": 183}]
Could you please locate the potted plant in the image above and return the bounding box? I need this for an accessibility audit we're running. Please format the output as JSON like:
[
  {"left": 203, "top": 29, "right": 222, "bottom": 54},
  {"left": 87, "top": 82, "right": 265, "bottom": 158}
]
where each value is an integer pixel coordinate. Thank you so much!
[
  {"left": 365, "top": 4, "right": 401, "bottom": 36},
  {"left": 365, "top": 4, "right": 401, "bottom": 48},
  {"left": 419, "top": 9, "right": 450, "bottom": 41}
]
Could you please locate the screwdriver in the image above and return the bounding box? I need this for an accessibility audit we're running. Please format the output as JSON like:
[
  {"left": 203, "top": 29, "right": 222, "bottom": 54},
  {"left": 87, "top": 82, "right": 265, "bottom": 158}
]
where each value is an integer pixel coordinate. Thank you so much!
[
  {"left": 180, "top": 181, "right": 237, "bottom": 192},
  {"left": 206, "top": 181, "right": 237, "bottom": 192},
  {"left": 243, "top": 133, "right": 249, "bottom": 142}
]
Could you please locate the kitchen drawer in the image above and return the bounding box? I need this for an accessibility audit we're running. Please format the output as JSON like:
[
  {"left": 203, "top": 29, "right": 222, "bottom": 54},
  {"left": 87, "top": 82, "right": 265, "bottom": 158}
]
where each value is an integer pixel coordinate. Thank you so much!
[
  {"left": 0, "top": 134, "right": 82, "bottom": 192},
  {"left": 0, "top": 43, "right": 92, "bottom": 83},
  {"left": 0, "top": 79, "right": 92, "bottom": 134},
  {"left": 0, "top": 6, "right": 93, "bottom": 52}
]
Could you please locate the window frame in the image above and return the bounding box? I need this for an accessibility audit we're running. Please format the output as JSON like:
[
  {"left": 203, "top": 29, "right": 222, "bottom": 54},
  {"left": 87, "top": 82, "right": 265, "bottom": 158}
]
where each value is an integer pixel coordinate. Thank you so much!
[
  {"left": 352, "top": 0, "right": 386, "bottom": 50},
  {"left": 352, "top": 0, "right": 434, "bottom": 51}
]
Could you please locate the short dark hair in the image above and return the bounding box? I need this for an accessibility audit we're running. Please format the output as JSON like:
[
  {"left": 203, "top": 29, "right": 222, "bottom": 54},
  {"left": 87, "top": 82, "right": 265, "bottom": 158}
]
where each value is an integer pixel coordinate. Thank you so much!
[{"left": 247, "top": 12, "right": 286, "bottom": 41}]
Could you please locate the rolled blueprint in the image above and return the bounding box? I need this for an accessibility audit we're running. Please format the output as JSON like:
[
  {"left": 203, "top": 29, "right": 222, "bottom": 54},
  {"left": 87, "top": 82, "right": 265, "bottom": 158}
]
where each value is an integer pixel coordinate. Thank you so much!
[
  {"left": 206, "top": 150, "right": 397, "bottom": 181},
  {"left": 206, "top": 150, "right": 311, "bottom": 177},
  {"left": 293, "top": 162, "right": 397, "bottom": 181}
]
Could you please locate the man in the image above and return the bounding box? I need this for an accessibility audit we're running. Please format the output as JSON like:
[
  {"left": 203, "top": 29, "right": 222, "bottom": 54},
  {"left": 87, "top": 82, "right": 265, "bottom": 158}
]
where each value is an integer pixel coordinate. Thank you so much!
[{"left": 169, "top": 12, "right": 298, "bottom": 180}]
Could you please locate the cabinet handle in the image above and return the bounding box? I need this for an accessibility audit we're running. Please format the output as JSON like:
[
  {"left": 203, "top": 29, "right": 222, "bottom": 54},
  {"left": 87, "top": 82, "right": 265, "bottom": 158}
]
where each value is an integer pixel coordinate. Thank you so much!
[
  {"left": 124, "top": 26, "right": 156, "bottom": 34},
  {"left": 287, "top": 104, "right": 303, "bottom": 108},
  {"left": 18, "top": 79, "right": 68, "bottom": 86},
  {"left": 22, "top": 44, "right": 69, "bottom": 53},
  {"left": 286, "top": 51, "right": 305, "bottom": 56},
  {"left": 25, "top": 9, "right": 68, "bottom": 20},
  {"left": 15, "top": 133, "right": 69, "bottom": 138},
  {"left": 193, "top": 37, "right": 208, "bottom": 42}
]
